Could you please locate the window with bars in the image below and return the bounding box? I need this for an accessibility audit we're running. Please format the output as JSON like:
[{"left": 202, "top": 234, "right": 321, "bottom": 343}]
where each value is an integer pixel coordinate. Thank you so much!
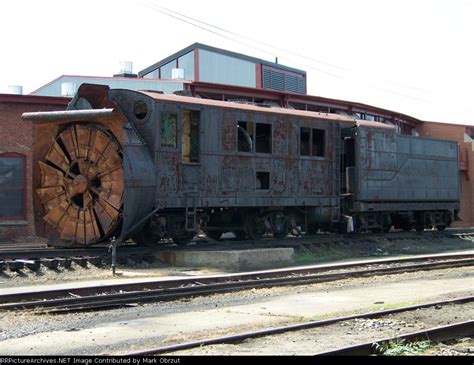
[{"left": 0, "top": 154, "right": 25, "bottom": 220}]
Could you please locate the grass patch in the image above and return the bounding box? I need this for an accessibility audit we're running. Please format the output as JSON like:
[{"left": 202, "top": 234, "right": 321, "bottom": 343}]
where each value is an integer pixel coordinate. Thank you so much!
[{"left": 375, "top": 339, "right": 434, "bottom": 356}]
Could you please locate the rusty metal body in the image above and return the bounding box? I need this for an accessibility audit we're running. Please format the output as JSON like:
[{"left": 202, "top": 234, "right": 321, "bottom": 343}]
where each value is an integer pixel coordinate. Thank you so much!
[
  {"left": 342, "top": 125, "right": 460, "bottom": 231},
  {"left": 23, "top": 84, "right": 461, "bottom": 245}
]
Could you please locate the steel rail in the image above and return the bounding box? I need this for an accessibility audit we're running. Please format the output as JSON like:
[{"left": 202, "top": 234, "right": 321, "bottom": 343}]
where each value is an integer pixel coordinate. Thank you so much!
[
  {"left": 1, "top": 255, "right": 474, "bottom": 312},
  {"left": 1, "top": 228, "right": 473, "bottom": 260},
  {"left": 315, "top": 320, "right": 474, "bottom": 356},
  {"left": 122, "top": 296, "right": 474, "bottom": 355}
]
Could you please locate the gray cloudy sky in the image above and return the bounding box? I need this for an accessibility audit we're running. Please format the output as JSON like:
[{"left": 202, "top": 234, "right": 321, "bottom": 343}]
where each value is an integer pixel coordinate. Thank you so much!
[{"left": 1, "top": 0, "right": 473, "bottom": 124}]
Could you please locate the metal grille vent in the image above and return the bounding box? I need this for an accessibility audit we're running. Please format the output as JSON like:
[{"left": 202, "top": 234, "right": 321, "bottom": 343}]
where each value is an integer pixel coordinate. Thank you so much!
[{"left": 262, "top": 66, "right": 305, "bottom": 94}]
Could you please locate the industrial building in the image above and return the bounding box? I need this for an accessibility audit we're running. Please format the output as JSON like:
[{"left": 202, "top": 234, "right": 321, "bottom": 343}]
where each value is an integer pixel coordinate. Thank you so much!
[
  {"left": 31, "top": 75, "right": 189, "bottom": 97},
  {"left": 139, "top": 43, "right": 307, "bottom": 94},
  {"left": 0, "top": 43, "right": 472, "bottom": 241}
]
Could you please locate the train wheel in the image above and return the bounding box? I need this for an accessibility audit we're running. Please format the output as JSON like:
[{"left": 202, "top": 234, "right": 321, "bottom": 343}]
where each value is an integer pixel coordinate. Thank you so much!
[
  {"left": 415, "top": 212, "right": 427, "bottom": 232},
  {"left": 244, "top": 213, "right": 266, "bottom": 241},
  {"left": 381, "top": 213, "right": 391, "bottom": 233},
  {"left": 134, "top": 222, "right": 158, "bottom": 246},
  {"left": 271, "top": 212, "right": 289, "bottom": 239},
  {"left": 36, "top": 124, "right": 123, "bottom": 245},
  {"left": 273, "top": 229, "right": 288, "bottom": 239}
]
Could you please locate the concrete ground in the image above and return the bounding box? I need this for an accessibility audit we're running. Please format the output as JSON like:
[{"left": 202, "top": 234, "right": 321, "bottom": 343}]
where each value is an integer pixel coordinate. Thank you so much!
[{"left": 0, "top": 265, "right": 473, "bottom": 355}]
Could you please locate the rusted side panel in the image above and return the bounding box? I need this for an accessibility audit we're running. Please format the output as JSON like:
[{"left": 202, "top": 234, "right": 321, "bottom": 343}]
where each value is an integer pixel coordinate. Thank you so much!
[
  {"left": 132, "top": 95, "right": 343, "bottom": 214},
  {"left": 354, "top": 126, "right": 460, "bottom": 205},
  {"left": 220, "top": 155, "right": 237, "bottom": 195},
  {"left": 237, "top": 156, "right": 254, "bottom": 193},
  {"left": 273, "top": 120, "right": 289, "bottom": 156}
]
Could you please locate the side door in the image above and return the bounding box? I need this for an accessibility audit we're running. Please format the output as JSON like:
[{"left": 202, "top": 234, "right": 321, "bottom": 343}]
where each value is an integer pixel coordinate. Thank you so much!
[{"left": 156, "top": 103, "right": 180, "bottom": 205}]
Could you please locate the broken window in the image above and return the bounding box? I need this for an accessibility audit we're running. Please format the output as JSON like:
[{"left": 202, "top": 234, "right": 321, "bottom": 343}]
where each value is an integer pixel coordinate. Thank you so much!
[
  {"left": 255, "top": 123, "right": 272, "bottom": 154},
  {"left": 0, "top": 154, "right": 25, "bottom": 220},
  {"left": 300, "top": 127, "right": 325, "bottom": 157},
  {"left": 256, "top": 171, "right": 270, "bottom": 190},
  {"left": 300, "top": 127, "right": 311, "bottom": 156},
  {"left": 238, "top": 121, "right": 272, "bottom": 154},
  {"left": 238, "top": 121, "right": 254, "bottom": 152},
  {"left": 160, "top": 113, "right": 177, "bottom": 148},
  {"left": 182, "top": 110, "right": 200, "bottom": 163},
  {"left": 312, "top": 129, "right": 325, "bottom": 157}
]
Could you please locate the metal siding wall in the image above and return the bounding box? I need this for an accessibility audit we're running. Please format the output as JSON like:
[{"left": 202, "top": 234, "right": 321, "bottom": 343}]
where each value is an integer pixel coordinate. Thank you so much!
[
  {"left": 178, "top": 51, "right": 195, "bottom": 80},
  {"left": 199, "top": 49, "right": 256, "bottom": 87},
  {"left": 143, "top": 70, "right": 159, "bottom": 79},
  {"left": 160, "top": 61, "right": 176, "bottom": 79},
  {"left": 31, "top": 77, "right": 185, "bottom": 96}
]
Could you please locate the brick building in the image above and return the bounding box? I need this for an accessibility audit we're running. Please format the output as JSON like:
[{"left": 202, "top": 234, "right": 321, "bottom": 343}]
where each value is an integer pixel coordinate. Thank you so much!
[
  {"left": 0, "top": 94, "right": 69, "bottom": 241},
  {"left": 415, "top": 122, "right": 474, "bottom": 227}
]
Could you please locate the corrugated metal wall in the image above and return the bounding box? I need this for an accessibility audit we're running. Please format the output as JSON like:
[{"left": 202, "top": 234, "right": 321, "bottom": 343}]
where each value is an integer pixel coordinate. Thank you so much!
[{"left": 199, "top": 49, "right": 256, "bottom": 88}]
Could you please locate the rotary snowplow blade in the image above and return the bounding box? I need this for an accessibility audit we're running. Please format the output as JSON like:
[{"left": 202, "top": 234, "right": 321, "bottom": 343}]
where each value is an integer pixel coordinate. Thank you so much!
[{"left": 23, "top": 84, "right": 156, "bottom": 247}]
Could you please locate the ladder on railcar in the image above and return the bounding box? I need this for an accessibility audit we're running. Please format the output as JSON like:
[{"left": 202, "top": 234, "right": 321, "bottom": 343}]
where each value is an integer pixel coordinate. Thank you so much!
[
  {"left": 332, "top": 122, "right": 342, "bottom": 223},
  {"left": 184, "top": 194, "right": 198, "bottom": 232}
]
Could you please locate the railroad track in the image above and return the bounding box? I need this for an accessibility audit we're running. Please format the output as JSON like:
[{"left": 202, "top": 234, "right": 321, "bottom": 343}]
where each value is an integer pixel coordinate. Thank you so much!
[
  {"left": 1, "top": 252, "right": 474, "bottom": 313},
  {"left": 121, "top": 295, "right": 474, "bottom": 356},
  {"left": 1, "top": 228, "right": 473, "bottom": 272}
]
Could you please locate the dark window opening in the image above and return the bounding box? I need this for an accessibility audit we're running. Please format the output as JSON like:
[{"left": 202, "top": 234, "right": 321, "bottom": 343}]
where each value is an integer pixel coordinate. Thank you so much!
[
  {"left": 182, "top": 110, "right": 200, "bottom": 163},
  {"left": 300, "top": 127, "right": 311, "bottom": 156},
  {"left": 237, "top": 121, "right": 272, "bottom": 154},
  {"left": 238, "top": 121, "right": 254, "bottom": 152},
  {"left": 300, "top": 127, "right": 325, "bottom": 157},
  {"left": 312, "top": 129, "right": 325, "bottom": 157},
  {"left": 344, "top": 138, "right": 355, "bottom": 167},
  {"left": 0, "top": 154, "right": 25, "bottom": 220},
  {"left": 255, "top": 123, "right": 272, "bottom": 154},
  {"left": 256, "top": 171, "right": 270, "bottom": 190},
  {"left": 161, "top": 113, "right": 177, "bottom": 148},
  {"left": 134, "top": 100, "right": 148, "bottom": 120}
]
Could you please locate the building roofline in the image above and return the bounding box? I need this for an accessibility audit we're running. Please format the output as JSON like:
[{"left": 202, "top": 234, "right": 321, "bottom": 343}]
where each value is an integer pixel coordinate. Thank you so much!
[
  {"left": 30, "top": 75, "right": 193, "bottom": 95},
  {"left": 188, "top": 81, "right": 423, "bottom": 124},
  {"left": 140, "top": 89, "right": 356, "bottom": 124},
  {"left": 138, "top": 42, "right": 307, "bottom": 77},
  {"left": 421, "top": 120, "right": 473, "bottom": 127},
  {"left": 0, "top": 93, "right": 70, "bottom": 105}
]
